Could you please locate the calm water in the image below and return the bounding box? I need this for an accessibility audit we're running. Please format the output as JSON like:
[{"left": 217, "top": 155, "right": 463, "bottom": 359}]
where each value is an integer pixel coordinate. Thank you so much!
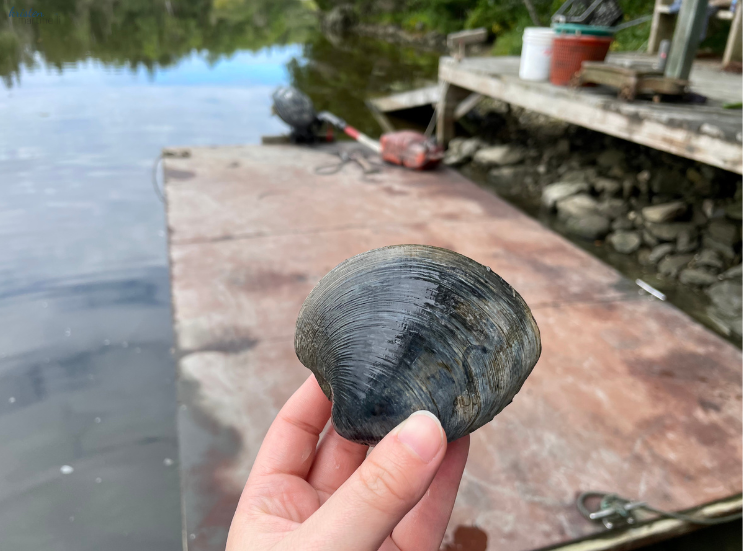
[{"left": 0, "top": 2, "right": 437, "bottom": 549}]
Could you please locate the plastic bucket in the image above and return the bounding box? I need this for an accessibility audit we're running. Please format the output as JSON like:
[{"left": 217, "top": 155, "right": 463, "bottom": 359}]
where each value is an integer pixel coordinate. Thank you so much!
[
  {"left": 519, "top": 27, "right": 555, "bottom": 81},
  {"left": 550, "top": 34, "right": 613, "bottom": 86}
]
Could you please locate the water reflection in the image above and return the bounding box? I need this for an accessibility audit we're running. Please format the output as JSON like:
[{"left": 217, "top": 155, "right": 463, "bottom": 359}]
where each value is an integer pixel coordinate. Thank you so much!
[
  {"left": 0, "top": 0, "right": 315, "bottom": 87},
  {"left": 0, "top": 1, "right": 438, "bottom": 549}
]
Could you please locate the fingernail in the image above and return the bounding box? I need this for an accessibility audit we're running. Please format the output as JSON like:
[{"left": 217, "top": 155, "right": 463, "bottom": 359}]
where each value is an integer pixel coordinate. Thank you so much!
[{"left": 397, "top": 410, "right": 444, "bottom": 464}]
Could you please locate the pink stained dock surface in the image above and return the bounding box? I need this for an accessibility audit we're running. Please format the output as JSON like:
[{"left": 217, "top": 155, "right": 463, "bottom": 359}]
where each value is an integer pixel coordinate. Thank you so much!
[{"left": 164, "top": 144, "right": 741, "bottom": 551}]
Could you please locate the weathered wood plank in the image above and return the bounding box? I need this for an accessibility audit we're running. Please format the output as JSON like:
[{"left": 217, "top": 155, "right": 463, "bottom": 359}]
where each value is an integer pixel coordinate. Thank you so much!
[
  {"left": 368, "top": 85, "right": 439, "bottom": 112},
  {"left": 446, "top": 28, "right": 488, "bottom": 49}
]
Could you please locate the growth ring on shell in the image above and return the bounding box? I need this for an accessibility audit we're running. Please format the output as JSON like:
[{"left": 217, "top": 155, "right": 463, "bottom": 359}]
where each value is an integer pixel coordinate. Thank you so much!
[{"left": 294, "top": 245, "right": 541, "bottom": 445}]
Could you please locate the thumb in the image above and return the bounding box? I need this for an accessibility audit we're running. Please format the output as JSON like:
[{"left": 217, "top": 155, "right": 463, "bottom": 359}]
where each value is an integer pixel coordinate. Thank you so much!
[{"left": 288, "top": 410, "right": 447, "bottom": 551}]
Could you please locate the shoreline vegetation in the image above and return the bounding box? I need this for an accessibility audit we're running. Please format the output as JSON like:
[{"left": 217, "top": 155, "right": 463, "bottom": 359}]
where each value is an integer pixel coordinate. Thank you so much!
[{"left": 316, "top": 0, "right": 732, "bottom": 56}]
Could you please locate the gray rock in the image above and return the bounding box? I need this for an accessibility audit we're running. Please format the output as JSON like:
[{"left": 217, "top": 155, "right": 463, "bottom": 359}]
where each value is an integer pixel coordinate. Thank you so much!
[
  {"left": 637, "top": 248, "right": 653, "bottom": 266},
  {"left": 612, "top": 216, "right": 635, "bottom": 231},
  {"left": 707, "top": 219, "right": 742, "bottom": 247},
  {"left": 703, "top": 235, "right": 737, "bottom": 261},
  {"left": 488, "top": 166, "right": 528, "bottom": 186},
  {"left": 443, "top": 138, "right": 466, "bottom": 166},
  {"left": 725, "top": 202, "right": 742, "bottom": 221},
  {"left": 676, "top": 229, "right": 698, "bottom": 253},
  {"left": 460, "top": 138, "right": 484, "bottom": 158},
  {"left": 678, "top": 268, "right": 718, "bottom": 287},
  {"left": 645, "top": 222, "right": 697, "bottom": 242},
  {"left": 594, "top": 177, "right": 622, "bottom": 197},
  {"left": 556, "top": 194, "right": 598, "bottom": 220},
  {"left": 444, "top": 137, "right": 484, "bottom": 166},
  {"left": 608, "top": 231, "right": 641, "bottom": 254},
  {"left": 658, "top": 254, "right": 694, "bottom": 278},
  {"left": 721, "top": 264, "right": 742, "bottom": 280},
  {"left": 542, "top": 181, "right": 590, "bottom": 209},
  {"left": 564, "top": 214, "right": 611, "bottom": 240},
  {"left": 443, "top": 152, "right": 468, "bottom": 166},
  {"left": 648, "top": 243, "right": 675, "bottom": 265},
  {"left": 694, "top": 249, "right": 724, "bottom": 271},
  {"left": 597, "top": 198, "right": 628, "bottom": 220},
  {"left": 597, "top": 149, "right": 624, "bottom": 168},
  {"left": 622, "top": 178, "right": 636, "bottom": 199},
  {"left": 707, "top": 280, "right": 743, "bottom": 318},
  {"left": 643, "top": 230, "right": 660, "bottom": 247},
  {"left": 446, "top": 137, "right": 465, "bottom": 154},
  {"left": 637, "top": 170, "right": 651, "bottom": 184},
  {"left": 641, "top": 201, "right": 687, "bottom": 223},
  {"left": 628, "top": 210, "right": 640, "bottom": 226},
  {"left": 562, "top": 167, "right": 597, "bottom": 184},
  {"left": 473, "top": 145, "right": 525, "bottom": 166}
]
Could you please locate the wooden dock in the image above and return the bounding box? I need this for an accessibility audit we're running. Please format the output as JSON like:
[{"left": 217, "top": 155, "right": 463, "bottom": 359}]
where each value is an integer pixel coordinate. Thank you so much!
[
  {"left": 165, "top": 144, "right": 741, "bottom": 551},
  {"left": 369, "top": 54, "right": 743, "bottom": 174}
]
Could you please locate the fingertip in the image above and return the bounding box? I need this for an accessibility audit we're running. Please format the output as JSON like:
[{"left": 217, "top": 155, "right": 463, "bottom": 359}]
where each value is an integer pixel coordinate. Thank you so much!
[{"left": 395, "top": 410, "right": 446, "bottom": 464}]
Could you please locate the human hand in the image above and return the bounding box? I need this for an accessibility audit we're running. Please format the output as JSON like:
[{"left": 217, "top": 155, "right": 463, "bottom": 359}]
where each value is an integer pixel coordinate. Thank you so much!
[{"left": 226, "top": 375, "right": 470, "bottom": 551}]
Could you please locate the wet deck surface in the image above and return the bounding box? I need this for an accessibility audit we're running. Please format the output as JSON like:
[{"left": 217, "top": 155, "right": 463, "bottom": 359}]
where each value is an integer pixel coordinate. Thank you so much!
[{"left": 165, "top": 144, "right": 742, "bottom": 551}]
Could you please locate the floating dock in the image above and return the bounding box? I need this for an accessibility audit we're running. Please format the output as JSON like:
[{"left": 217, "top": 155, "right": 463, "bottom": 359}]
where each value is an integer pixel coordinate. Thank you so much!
[{"left": 165, "top": 144, "right": 741, "bottom": 551}]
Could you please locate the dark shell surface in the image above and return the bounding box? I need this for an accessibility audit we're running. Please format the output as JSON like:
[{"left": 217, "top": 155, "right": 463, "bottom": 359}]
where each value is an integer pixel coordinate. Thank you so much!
[{"left": 294, "top": 245, "right": 541, "bottom": 445}]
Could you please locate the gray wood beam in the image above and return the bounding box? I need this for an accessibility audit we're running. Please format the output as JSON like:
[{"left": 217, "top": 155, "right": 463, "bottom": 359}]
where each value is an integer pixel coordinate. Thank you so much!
[{"left": 665, "top": 0, "right": 709, "bottom": 80}]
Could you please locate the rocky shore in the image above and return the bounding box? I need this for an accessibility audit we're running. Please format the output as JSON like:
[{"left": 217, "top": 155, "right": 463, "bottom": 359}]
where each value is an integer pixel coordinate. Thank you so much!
[{"left": 446, "top": 102, "right": 742, "bottom": 341}]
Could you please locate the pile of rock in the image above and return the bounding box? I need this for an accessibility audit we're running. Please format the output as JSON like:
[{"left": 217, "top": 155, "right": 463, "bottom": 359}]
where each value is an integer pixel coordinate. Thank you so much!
[
  {"left": 539, "top": 154, "right": 741, "bottom": 336},
  {"left": 444, "top": 129, "right": 742, "bottom": 338}
]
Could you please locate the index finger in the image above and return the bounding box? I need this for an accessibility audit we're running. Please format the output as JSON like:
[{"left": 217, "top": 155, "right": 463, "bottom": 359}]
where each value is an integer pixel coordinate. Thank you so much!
[{"left": 249, "top": 375, "right": 332, "bottom": 480}]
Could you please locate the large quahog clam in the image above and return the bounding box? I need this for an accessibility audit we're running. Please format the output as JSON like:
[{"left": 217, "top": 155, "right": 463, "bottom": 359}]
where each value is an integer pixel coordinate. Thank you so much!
[{"left": 294, "top": 245, "right": 541, "bottom": 445}]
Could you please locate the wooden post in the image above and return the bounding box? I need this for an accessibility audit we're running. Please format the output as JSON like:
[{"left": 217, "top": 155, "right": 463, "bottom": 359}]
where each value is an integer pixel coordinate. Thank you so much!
[
  {"left": 722, "top": 3, "right": 742, "bottom": 68},
  {"left": 647, "top": 0, "right": 677, "bottom": 54},
  {"left": 665, "top": 0, "right": 708, "bottom": 79},
  {"left": 447, "top": 29, "right": 488, "bottom": 61},
  {"left": 435, "top": 82, "right": 471, "bottom": 146}
]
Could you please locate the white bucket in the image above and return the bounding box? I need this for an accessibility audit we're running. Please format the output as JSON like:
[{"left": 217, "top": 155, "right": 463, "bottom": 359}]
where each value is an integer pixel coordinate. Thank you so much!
[{"left": 519, "top": 27, "right": 554, "bottom": 81}]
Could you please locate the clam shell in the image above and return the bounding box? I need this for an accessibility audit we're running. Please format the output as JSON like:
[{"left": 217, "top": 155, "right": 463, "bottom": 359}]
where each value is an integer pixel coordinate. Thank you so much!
[{"left": 295, "top": 245, "right": 541, "bottom": 445}]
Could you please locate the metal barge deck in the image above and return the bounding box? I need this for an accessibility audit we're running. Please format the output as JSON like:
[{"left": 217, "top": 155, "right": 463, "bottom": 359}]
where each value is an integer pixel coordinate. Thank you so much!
[{"left": 164, "top": 143, "right": 741, "bottom": 551}]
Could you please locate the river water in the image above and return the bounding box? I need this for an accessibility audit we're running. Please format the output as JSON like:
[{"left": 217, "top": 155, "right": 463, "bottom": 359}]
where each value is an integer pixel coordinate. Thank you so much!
[
  {"left": 0, "top": 3, "right": 437, "bottom": 549},
  {"left": 1, "top": 3, "right": 740, "bottom": 550}
]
